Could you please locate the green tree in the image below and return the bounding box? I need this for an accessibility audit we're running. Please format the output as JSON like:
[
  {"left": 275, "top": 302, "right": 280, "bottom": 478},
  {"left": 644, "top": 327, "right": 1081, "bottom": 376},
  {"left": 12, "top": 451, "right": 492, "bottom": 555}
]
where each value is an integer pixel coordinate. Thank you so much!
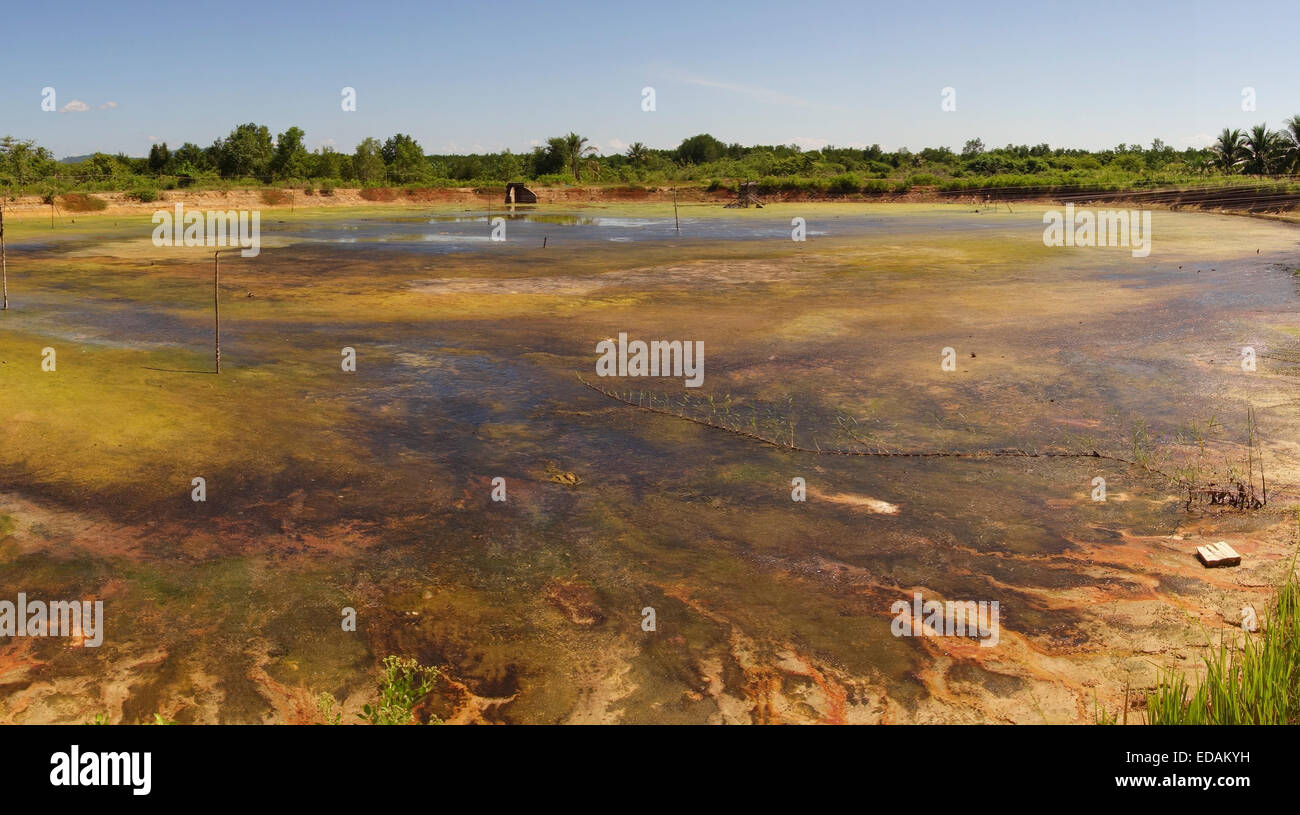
[
  {"left": 352, "top": 137, "right": 386, "bottom": 183},
  {"left": 1212, "top": 128, "right": 1245, "bottom": 173},
  {"left": 529, "top": 137, "right": 570, "bottom": 177},
  {"left": 214, "top": 123, "right": 274, "bottom": 178},
  {"left": 563, "top": 132, "right": 596, "bottom": 181},
  {"left": 0, "top": 136, "right": 54, "bottom": 182},
  {"left": 1282, "top": 115, "right": 1300, "bottom": 173},
  {"left": 1242, "top": 123, "right": 1281, "bottom": 175},
  {"left": 310, "top": 146, "right": 347, "bottom": 179},
  {"left": 147, "top": 142, "right": 171, "bottom": 173},
  {"left": 480, "top": 151, "right": 522, "bottom": 181},
  {"left": 625, "top": 142, "right": 649, "bottom": 165},
  {"left": 676, "top": 133, "right": 725, "bottom": 164},
  {"left": 82, "top": 152, "right": 125, "bottom": 181},
  {"left": 172, "top": 142, "right": 209, "bottom": 171},
  {"left": 271, "top": 126, "right": 310, "bottom": 180},
  {"left": 381, "top": 133, "right": 428, "bottom": 183}
]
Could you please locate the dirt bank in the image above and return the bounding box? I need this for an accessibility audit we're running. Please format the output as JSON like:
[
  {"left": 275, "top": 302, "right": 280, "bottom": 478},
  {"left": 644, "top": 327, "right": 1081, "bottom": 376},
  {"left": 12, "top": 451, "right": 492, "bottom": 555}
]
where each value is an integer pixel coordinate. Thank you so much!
[{"left": 5, "top": 182, "right": 1297, "bottom": 222}]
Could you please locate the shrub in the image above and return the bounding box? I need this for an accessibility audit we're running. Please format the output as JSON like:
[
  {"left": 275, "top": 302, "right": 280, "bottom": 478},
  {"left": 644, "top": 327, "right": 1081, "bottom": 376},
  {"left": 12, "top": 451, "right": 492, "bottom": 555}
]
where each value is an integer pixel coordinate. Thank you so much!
[
  {"left": 827, "top": 174, "right": 861, "bottom": 195},
  {"left": 358, "top": 655, "right": 440, "bottom": 725},
  {"left": 127, "top": 189, "right": 159, "bottom": 203},
  {"left": 319, "top": 187, "right": 334, "bottom": 196},
  {"left": 532, "top": 173, "right": 571, "bottom": 187},
  {"left": 59, "top": 193, "right": 107, "bottom": 212}
]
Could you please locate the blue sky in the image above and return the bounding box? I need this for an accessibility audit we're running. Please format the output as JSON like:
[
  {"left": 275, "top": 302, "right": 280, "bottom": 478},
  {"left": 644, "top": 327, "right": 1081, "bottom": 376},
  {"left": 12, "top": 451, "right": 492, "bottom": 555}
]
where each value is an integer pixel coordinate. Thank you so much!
[{"left": 3, "top": 0, "right": 1299, "bottom": 158}]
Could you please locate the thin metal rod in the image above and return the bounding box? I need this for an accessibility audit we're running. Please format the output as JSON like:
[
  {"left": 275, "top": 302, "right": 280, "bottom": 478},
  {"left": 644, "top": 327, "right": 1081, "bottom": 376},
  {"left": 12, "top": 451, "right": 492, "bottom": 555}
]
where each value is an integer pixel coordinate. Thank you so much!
[
  {"left": 1, "top": 202, "right": 8, "bottom": 311},
  {"left": 214, "top": 252, "right": 221, "bottom": 373}
]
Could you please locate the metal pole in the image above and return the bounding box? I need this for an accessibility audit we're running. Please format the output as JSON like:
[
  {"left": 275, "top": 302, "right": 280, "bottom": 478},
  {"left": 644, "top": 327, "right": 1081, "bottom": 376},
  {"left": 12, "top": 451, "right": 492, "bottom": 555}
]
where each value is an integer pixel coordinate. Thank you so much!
[
  {"left": 214, "top": 252, "right": 221, "bottom": 373},
  {"left": 1, "top": 203, "right": 7, "bottom": 310}
]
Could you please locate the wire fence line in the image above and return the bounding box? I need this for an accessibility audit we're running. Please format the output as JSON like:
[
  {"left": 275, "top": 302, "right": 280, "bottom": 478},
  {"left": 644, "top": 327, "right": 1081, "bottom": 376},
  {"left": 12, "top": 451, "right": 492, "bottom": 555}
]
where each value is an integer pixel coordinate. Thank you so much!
[{"left": 577, "top": 375, "right": 1292, "bottom": 507}]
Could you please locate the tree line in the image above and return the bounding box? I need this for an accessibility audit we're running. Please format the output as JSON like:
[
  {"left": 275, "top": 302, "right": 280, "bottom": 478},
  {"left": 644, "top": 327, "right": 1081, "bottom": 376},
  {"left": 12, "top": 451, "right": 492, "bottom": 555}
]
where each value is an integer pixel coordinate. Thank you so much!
[
  {"left": 1211, "top": 118, "right": 1300, "bottom": 174},
  {"left": 3, "top": 117, "right": 1300, "bottom": 195}
]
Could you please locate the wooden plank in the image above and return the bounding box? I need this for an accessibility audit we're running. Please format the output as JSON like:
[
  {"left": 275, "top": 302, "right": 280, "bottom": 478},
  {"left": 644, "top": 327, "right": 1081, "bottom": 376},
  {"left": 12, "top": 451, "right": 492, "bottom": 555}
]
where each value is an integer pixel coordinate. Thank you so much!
[{"left": 1196, "top": 541, "right": 1241, "bottom": 568}]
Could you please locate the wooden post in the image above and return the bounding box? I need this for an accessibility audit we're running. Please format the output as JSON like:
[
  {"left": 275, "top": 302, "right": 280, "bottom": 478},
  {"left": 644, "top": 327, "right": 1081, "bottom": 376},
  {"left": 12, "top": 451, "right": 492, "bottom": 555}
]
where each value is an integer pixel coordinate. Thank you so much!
[
  {"left": 1246, "top": 405, "right": 1254, "bottom": 508},
  {"left": 673, "top": 188, "right": 680, "bottom": 233},
  {"left": 1, "top": 202, "right": 7, "bottom": 311},
  {"left": 214, "top": 251, "right": 221, "bottom": 374},
  {"left": 1261, "top": 449, "right": 1267, "bottom": 506},
  {"left": 1253, "top": 404, "right": 1266, "bottom": 505}
]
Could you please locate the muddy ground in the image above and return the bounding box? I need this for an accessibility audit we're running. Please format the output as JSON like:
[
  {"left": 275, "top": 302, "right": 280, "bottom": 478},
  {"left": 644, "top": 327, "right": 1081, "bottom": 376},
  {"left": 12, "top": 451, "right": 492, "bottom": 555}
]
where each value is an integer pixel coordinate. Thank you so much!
[{"left": 1, "top": 202, "right": 1298, "bottom": 723}]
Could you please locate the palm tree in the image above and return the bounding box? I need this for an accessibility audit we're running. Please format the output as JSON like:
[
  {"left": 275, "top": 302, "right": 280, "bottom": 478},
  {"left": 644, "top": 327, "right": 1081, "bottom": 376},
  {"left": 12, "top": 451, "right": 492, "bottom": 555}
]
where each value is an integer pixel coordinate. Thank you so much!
[
  {"left": 625, "top": 142, "right": 649, "bottom": 166},
  {"left": 563, "top": 133, "right": 596, "bottom": 181},
  {"left": 1212, "top": 128, "right": 1245, "bottom": 173},
  {"left": 1280, "top": 115, "right": 1300, "bottom": 173},
  {"left": 1242, "top": 123, "right": 1280, "bottom": 175}
]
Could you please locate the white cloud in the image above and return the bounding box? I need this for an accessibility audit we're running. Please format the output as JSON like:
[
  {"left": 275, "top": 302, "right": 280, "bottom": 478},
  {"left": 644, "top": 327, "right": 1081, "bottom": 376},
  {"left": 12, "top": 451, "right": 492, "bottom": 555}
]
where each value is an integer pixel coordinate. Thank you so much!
[
  {"left": 671, "top": 72, "right": 845, "bottom": 112},
  {"left": 684, "top": 76, "right": 810, "bottom": 107},
  {"left": 606, "top": 137, "right": 628, "bottom": 154},
  {"left": 58, "top": 99, "right": 118, "bottom": 113}
]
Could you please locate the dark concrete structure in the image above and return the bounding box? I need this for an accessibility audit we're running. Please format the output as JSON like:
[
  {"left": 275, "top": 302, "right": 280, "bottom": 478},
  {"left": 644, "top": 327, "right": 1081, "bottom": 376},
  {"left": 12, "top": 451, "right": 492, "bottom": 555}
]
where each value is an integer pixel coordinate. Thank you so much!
[{"left": 505, "top": 183, "right": 538, "bottom": 204}]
